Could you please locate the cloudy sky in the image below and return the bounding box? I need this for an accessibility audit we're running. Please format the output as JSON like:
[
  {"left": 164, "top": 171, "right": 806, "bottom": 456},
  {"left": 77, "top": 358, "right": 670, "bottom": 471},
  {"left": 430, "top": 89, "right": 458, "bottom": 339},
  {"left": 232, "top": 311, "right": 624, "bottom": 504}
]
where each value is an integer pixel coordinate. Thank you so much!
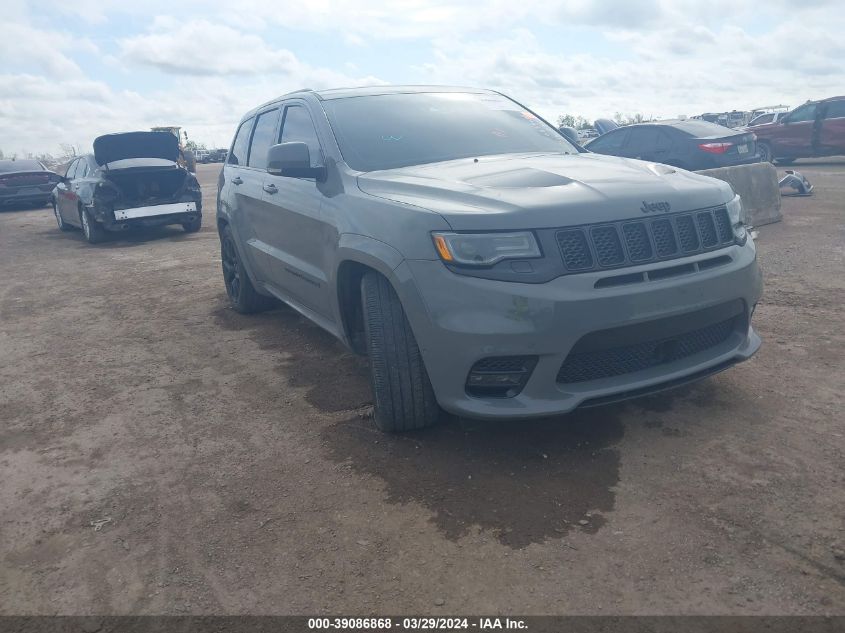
[{"left": 2, "top": 0, "right": 843, "bottom": 157}]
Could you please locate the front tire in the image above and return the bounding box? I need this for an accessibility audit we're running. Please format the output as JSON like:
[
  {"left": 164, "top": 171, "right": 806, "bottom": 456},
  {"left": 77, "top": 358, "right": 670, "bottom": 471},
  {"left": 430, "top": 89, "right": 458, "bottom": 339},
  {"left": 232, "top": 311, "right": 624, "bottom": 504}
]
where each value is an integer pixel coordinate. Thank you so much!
[
  {"left": 361, "top": 271, "right": 439, "bottom": 432},
  {"left": 220, "top": 224, "right": 276, "bottom": 313},
  {"left": 53, "top": 202, "right": 72, "bottom": 231},
  {"left": 80, "top": 206, "right": 107, "bottom": 243}
]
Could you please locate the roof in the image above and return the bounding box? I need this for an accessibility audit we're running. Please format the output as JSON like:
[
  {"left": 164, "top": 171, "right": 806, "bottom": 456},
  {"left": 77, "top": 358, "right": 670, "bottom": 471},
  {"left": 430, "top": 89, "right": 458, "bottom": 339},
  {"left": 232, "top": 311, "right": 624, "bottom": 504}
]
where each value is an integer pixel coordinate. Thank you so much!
[
  {"left": 243, "top": 85, "right": 496, "bottom": 119},
  {"left": 313, "top": 85, "right": 491, "bottom": 100}
]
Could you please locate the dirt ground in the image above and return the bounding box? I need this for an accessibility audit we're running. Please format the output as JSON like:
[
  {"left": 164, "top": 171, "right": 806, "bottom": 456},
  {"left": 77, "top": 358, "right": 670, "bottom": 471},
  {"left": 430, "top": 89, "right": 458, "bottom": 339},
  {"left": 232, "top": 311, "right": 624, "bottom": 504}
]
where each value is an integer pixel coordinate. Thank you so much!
[{"left": 1, "top": 160, "right": 843, "bottom": 615}]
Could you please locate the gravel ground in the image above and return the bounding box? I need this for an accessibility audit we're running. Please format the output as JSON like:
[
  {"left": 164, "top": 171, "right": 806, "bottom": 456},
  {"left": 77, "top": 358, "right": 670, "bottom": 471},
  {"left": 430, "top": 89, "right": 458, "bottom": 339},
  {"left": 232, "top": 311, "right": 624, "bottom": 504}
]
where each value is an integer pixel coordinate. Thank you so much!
[{"left": 0, "top": 160, "right": 843, "bottom": 615}]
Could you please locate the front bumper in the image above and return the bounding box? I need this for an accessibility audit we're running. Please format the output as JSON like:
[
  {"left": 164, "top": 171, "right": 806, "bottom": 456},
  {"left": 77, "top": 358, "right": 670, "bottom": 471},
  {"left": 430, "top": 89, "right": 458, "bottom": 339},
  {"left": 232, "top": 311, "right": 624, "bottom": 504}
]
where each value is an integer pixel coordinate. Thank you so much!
[{"left": 397, "top": 241, "right": 763, "bottom": 420}]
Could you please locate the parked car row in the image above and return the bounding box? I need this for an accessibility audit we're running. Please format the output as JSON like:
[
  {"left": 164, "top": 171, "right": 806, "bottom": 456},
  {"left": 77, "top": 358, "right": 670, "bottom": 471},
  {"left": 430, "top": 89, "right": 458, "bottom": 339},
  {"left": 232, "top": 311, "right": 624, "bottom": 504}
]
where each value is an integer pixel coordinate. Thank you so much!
[{"left": 580, "top": 95, "right": 845, "bottom": 168}]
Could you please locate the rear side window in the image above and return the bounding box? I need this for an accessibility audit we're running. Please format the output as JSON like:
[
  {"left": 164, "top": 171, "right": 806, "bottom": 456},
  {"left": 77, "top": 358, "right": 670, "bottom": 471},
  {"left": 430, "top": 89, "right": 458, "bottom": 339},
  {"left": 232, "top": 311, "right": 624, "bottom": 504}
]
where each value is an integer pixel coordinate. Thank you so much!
[
  {"left": 247, "top": 109, "right": 280, "bottom": 169},
  {"left": 625, "top": 127, "right": 656, "bottom": 154},
  {"left": 788, "top": 103, "right": 817, "bottom": 123},
  {"left": 824, "top": 100, "right": 845, "bottom": 119},
  {"left": 280, "top": 106, "right": 322, "bottom": 167},
  {"left": 587, "top": 129, "right": 628, "bottom": 153},
  {"left": 228, "top": 118, "right": 254, "bottom": 166}
]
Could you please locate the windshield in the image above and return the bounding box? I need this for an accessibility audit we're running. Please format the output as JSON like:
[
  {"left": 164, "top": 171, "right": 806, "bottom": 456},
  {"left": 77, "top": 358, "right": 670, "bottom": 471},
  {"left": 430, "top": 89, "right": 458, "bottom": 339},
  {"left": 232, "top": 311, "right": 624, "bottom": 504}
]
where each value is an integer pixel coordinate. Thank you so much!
[{"left": 321, "top": 92, "right": 576, "bottom": 171}]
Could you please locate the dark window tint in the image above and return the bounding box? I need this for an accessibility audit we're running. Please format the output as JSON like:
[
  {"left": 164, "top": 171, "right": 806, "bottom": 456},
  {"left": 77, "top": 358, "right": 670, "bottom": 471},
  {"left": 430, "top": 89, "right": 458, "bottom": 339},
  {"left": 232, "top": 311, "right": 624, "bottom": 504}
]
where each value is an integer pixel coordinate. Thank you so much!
[
  {"left": 626, "top": 127, "right": 657, "bottom": 154},
  {"left": 321, "top": 92, "right": 576, "bottom": 171},
  {"left": 824, "top": 100, "right": 845, "bottom": 119},
  {"left": 656, "top": 130, "right": 673, "bottom": 151},
  {"left": 788, "top": 103, "right": 817, "bottom": 123},
  {"left": 248, "top": 109, "right": 280, "bottom": 169},
  {"left": 280, "top": 106, "right": 322, "bottom": 167},
  {"left": 228, "top": 118, "right": 254, "bottom": 166},
  {"left": 587, "top": 129, "right": 629, "bottom": 154},
  {"left": 666, "top": 120, "right": 734, "bottom": 137}
]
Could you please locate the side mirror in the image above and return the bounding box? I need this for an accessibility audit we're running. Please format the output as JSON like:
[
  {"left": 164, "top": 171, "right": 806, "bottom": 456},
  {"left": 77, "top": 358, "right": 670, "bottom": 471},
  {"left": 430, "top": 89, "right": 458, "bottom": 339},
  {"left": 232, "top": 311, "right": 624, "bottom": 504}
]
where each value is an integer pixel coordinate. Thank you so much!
[{"left": 267, "top": 142, "right": 326, "bottom": 180}]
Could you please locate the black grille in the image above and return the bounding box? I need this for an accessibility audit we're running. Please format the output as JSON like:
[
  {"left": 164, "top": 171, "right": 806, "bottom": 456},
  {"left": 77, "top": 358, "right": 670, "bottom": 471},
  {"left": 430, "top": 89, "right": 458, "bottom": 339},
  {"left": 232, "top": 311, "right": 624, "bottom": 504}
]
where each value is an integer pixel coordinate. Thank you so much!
[
  {"left": 556, "top": 230, "right": 594, "bottom": 270},
  {"left": 557, "top": 317, "right": 738, "bottom": 384},
  {"left": 591, "top": 226, "right": 625, "bottom": 266},
  {"left": 554, "top": 206, "right": 734, "bottom": 275},
  {"left": 622, "top": 223, "right": 653, "bottom": 261},
  {"left": 696, "top": 212, "right": 718, "bottom": 247},
  {"left": 676, "top": 215, "right": 700, "bottom": 252},
  {"left": 713, "top": 208, "right": 733, "bottom": 242},
  {"left": 556, "top": 207, "right": 734, "bottom": 273},
  {"left": 470, "top": 356, "right": 536, "bottom": 373},
  {"left": 651, "top": 218, "right": 678, "bottom": 257}
]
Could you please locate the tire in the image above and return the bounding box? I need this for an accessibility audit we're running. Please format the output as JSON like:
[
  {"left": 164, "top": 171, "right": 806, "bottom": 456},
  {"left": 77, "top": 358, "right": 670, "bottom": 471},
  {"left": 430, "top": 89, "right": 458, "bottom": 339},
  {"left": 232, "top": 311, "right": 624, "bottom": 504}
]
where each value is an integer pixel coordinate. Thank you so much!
[
  {"left": 80, "top": 206, "right": 107, "bottom": 244},
  {"left": 53, "top": 201, "right": 72, "bottom": 231},
  {"left": 758, "top": 142, "right": 774, "bottom": 164},
  {"left": 220, "top": 224, "right": 276, "bottom": 313},
  {"left": 360, "top": 271, "right": 439, "bottom": 432},
  {"left": 182, "top": 215, "right": 202, "bottom": 233}
]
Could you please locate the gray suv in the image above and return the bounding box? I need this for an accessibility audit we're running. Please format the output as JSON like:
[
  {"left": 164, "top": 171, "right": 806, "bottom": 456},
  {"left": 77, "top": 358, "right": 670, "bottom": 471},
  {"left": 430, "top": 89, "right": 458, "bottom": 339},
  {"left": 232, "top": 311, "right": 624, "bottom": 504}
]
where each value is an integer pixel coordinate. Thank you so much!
[{"left": 217, "top": 86, "right": 762, "bottom": 432}]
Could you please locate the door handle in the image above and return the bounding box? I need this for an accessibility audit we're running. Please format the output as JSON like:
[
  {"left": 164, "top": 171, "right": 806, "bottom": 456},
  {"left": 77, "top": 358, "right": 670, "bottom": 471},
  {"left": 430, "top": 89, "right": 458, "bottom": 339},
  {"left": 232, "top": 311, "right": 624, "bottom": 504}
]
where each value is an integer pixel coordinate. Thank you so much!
[
  {"left": 231, "top": 176, "right": 243, "bottom": 185},
  {"left": 263, "top": 184, "right": 278, "bottom": 194}
]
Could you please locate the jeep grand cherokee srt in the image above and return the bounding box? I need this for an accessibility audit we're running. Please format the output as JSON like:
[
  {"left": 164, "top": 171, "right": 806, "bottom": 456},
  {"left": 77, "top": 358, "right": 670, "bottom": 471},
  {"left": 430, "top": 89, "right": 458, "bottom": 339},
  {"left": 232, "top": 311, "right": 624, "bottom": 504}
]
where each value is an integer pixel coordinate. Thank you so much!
[{"left": 217, "top": 86, "right": 762, "bottom": 432}]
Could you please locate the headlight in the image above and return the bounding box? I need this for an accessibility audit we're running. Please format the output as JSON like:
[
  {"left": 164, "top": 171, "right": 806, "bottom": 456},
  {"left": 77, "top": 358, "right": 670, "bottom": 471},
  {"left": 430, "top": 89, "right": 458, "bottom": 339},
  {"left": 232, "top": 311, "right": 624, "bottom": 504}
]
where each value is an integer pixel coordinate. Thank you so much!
[
  {"left": 726, "top": 194, "right": 748, "bottom": 245},
  {"left": 432, "top": 231, "right": 542, "bottom": 266}
]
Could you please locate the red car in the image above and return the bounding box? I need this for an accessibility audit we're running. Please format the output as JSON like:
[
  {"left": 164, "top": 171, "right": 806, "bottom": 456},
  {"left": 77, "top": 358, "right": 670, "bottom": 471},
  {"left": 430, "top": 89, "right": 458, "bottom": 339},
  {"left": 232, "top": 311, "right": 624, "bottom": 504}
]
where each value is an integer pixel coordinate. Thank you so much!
[{"left": 753, "top": 96, "right": 845, "bottom": 164}]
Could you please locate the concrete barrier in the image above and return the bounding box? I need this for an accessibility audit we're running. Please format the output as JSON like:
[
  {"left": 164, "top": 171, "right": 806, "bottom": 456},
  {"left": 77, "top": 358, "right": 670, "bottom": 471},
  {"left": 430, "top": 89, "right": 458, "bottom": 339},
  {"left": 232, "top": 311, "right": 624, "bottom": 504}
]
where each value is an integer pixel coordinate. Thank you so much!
[{"left": 697, "top": 162, "right": 782, "bottom": 226}]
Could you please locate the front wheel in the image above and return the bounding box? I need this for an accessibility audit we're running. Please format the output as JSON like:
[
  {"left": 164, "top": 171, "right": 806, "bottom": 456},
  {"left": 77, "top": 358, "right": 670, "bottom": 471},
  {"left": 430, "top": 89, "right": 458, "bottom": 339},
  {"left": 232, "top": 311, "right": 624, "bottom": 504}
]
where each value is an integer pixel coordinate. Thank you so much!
[
  {"left": 80, "top": 207, "right": 107, "bottom": 244},
  {"left": 361, "top": 271, "right": 439, "bottom": 432},
  {"left": 53, "top": 202, "right": 72, "bottom": 231}
]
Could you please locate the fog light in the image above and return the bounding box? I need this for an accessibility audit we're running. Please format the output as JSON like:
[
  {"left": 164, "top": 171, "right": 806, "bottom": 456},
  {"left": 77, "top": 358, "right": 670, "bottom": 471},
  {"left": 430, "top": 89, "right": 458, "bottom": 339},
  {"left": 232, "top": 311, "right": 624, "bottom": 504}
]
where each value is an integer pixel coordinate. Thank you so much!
[{"left": 466, "top": 356, "right": 538, "bottom": 398}]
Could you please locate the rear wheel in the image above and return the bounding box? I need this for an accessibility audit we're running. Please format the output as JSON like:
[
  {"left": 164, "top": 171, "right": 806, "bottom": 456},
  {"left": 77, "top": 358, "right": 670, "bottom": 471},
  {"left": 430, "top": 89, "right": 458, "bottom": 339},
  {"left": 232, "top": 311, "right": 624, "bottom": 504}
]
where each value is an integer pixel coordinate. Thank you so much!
[
  {"left": 361, "top": 271, "right": 439, "bottom": 432},
  {"left": 758, "top": 142, "right": 774, "bottom": 163},
  {"left": 53, "top": 201, "right": 71, "bottom": 231},
  {"left": 182, "top": 215, "right": 202, "bottom": 233},
  {"left": 220, "top": 224, "right": 276, "bottom": 313},
  {"left": 80, "top": 206, "right": 107, "bottom": 244}
]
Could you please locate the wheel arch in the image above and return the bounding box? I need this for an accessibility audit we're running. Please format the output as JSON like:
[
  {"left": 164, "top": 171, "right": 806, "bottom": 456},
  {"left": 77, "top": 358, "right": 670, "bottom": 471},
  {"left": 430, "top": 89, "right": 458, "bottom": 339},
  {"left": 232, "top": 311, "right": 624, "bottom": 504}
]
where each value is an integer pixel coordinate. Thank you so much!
[{"left": 335, "top": 235, "right": 405, "bottom": 355}]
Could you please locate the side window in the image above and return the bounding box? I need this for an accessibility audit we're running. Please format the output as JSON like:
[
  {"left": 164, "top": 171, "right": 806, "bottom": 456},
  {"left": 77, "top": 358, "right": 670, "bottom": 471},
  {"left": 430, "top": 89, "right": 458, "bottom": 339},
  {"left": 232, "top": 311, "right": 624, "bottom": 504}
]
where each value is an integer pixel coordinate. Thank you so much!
[
  {"left": 76, "top": 159, "right": 89, "bottom": 179},
  {"left": 787, "top": 104, "right": 817, "bottom": 123},
  {"left": 65, "top": 160, "right": 79, "bottom": 179},
  {"left": 824, "top": 100, "right": 845, "bottom": 120},
  {"left": 228, "top": 118, "right": 254, "bottom": 166},
  {"left": 626, "top": 127, "right": 656, "bottom": 154},
  {"left": 588, "top": 129, "right": 628, "bottom": 154},
  {"left": 280, "top": 105, "right": 322, "bottom": 166},
  {"left": 247, "top": 109, "right": 280, "bottom": 169}
]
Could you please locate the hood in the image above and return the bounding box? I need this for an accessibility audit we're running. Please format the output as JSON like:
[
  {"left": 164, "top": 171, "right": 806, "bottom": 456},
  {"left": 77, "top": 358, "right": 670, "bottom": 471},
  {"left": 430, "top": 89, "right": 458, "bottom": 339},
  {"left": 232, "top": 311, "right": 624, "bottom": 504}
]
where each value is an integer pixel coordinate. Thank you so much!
[
  {"left": 357, "top": 153, "right": 733, "bottom": 230},
  {"left": 94, "top": 131, "right": 179, "bottom": 165}
]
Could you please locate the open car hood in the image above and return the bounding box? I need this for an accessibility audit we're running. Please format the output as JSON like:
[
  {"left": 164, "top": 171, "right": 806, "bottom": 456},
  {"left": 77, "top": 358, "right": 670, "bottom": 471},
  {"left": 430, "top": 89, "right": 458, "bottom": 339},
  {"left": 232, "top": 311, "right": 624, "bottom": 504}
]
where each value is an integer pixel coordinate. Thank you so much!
[{"left": 93, "top": 131, "right": 179, "bottom": 165}]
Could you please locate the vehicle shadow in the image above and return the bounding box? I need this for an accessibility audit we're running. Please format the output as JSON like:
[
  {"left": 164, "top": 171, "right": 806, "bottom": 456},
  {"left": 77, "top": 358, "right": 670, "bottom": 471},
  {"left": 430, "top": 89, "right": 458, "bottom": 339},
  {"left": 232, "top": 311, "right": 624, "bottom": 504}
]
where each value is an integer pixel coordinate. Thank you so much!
[
  {"left": 214, "top": 299, "right": 634, "bottom": 549},
  {"left": 38, "top": 223, "right": 209, "bottom": 248}
]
